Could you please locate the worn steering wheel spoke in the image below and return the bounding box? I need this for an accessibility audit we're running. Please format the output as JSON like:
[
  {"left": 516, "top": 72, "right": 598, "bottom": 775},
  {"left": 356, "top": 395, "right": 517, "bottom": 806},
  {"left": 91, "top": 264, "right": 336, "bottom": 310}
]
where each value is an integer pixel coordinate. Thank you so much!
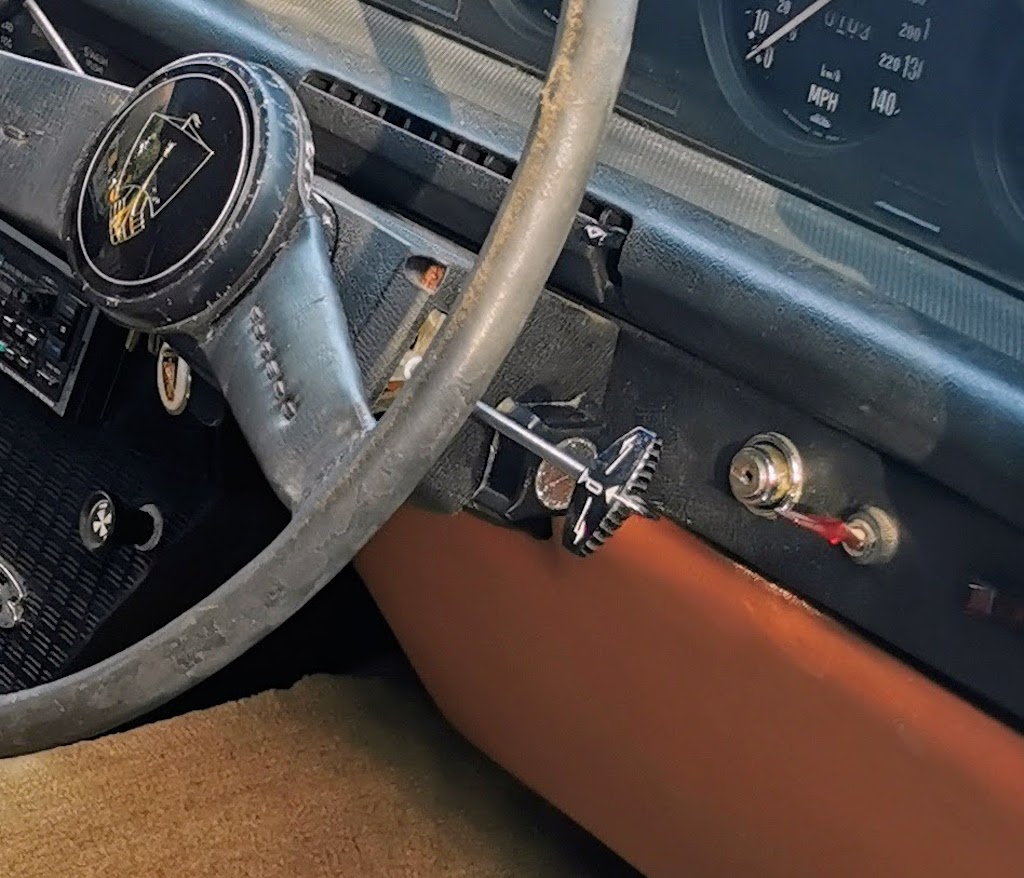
[{"left": 199, "top": 209, "right": 374, "bottom": 509}]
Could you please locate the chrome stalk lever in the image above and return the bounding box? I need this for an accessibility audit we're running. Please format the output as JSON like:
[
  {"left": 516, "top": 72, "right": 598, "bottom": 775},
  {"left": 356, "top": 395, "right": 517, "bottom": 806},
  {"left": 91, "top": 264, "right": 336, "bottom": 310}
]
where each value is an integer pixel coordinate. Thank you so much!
[
  {"left": 473, "top": 401, "right": 662, "bottom": 556},
  {"left": 0, "top": 1, "right": 84, "bottom": 73}
]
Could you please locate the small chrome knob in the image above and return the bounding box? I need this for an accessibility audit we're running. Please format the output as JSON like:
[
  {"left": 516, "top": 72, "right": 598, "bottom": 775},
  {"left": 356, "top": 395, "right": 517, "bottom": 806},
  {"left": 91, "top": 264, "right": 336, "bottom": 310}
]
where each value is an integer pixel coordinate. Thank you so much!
[{"left": 841, "top": 506, "right": 900, "bottom": 566}]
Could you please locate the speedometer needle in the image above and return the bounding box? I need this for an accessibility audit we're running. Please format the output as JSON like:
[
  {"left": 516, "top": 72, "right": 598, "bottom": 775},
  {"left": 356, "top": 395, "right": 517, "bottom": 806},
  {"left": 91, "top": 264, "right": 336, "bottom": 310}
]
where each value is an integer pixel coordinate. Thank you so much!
[{"left": 744, "top": 0, "right": 838, "bottom": 60}]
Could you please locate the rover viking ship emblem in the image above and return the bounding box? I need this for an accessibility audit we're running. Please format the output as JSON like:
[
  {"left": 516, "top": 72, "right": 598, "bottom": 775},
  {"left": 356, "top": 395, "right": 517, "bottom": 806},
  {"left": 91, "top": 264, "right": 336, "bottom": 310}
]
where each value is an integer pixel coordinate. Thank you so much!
[{"left": 106, "top": 112, "right": 214, "bottom": 246}]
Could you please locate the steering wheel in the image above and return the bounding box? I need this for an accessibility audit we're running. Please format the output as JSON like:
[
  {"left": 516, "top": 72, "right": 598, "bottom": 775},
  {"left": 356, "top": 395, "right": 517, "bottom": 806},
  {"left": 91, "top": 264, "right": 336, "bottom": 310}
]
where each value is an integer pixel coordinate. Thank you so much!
[{"left": 0, "top": 0, "right": 637, "bottom": 755}]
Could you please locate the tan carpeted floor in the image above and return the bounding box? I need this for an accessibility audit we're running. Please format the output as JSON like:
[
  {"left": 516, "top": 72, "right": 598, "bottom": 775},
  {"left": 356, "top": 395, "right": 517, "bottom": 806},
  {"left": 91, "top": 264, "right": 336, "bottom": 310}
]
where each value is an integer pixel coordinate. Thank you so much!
[{"left": 0, "top": 675, "right": 639, "bottom": 878}]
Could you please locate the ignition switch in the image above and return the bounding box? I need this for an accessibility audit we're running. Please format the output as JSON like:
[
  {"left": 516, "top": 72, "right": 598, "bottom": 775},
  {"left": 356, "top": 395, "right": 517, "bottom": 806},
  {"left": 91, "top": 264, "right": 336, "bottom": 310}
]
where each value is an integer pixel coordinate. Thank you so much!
[
  {"left": 729, "top": 432, "right": 804, "bottom": 515},
  {"left": 730, "top": 432, "right": 899, "bottom": 566}
]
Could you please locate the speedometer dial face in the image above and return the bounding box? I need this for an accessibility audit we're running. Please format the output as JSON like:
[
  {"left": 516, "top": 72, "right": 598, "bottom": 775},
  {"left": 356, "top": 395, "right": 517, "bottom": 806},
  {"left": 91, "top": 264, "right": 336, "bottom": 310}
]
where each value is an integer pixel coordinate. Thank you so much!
[
  {"left": 489, "top": 0, "right": 560, "bottom": 37},
  {"left": 517, "top": 0, "right": 560, "bottom": 29},
  {"left": 729, "top": 0, "right": 935, "bottom": 144}
]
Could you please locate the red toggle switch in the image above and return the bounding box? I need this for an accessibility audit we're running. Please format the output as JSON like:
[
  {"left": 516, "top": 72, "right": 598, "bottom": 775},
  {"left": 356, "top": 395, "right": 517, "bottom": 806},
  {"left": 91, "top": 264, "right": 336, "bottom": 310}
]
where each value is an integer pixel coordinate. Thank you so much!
[{"left": 776, "top": 508, "right": 867, "bottom": 553}]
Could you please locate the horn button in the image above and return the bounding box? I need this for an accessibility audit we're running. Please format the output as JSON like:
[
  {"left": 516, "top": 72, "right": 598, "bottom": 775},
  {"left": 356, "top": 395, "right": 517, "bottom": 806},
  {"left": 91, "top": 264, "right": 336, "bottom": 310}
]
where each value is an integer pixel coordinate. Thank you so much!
[{"left": 65, "top": 55, "right": 309, "bottom": 331}]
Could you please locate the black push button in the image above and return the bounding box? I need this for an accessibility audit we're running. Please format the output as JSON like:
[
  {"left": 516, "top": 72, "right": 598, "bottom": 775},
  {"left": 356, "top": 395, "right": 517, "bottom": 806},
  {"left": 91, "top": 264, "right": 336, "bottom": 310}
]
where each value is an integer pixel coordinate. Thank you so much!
[{"left": 41, "top": 337, "right": 66, "bottom": 362}]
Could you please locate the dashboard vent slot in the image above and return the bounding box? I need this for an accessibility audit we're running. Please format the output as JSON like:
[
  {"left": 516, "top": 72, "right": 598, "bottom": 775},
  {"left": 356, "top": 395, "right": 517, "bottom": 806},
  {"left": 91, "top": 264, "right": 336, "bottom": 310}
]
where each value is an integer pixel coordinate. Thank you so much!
[
  {"left": 301, "top": 72, "right": 630, "bottom": 230},
  {"left": 301, "top": 71, "right": 632, "bottom": 303},
  {"left": 303, "top": 73, "right": 518, "bottom": 180}
]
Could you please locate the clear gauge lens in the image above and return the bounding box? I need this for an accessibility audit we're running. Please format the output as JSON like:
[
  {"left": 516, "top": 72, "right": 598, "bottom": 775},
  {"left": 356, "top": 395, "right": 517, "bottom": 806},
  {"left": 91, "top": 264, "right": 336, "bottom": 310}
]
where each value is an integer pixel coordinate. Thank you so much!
[
  {"left": 731, "top": 0, "right": 934, "bottom": 143},
  {"left": 995, "top": 68, "right": 1024, "bottom": 219},
  {"left": 522, "top": 0, "right": 561, "bottom": 29},
  {"left": 490, "top": 0, "right": 561, "bottom": 36}
]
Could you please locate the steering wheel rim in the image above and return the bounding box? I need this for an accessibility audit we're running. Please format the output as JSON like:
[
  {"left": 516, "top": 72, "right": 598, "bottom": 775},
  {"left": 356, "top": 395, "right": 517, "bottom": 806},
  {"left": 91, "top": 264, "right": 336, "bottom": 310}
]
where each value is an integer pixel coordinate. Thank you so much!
[{"left": 0, "top": 0, "right": 638, "bottom": 755}]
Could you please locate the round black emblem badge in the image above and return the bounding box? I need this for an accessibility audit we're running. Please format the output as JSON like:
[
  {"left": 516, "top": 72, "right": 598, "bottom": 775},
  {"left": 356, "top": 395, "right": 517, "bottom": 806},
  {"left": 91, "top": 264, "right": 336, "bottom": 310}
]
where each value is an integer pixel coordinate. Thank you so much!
[
  {"left": 75, "top": 71, "right": 252, "bottom": 291},
  {"left": 66, "top": 55, "right": 311, "bottom": 330}
]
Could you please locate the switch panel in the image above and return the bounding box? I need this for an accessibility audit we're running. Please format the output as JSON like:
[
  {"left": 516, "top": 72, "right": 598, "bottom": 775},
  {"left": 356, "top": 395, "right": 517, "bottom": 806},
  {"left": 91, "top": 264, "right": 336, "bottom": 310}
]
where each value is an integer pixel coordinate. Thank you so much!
[{"left": 0, "top": 223, "right": 96, "bottom": 415}]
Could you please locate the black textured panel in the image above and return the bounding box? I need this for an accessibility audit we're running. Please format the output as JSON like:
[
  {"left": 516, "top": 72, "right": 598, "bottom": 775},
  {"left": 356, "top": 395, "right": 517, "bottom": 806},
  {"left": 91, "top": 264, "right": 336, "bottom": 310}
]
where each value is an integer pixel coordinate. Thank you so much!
[
  {"left": 601, "top": 323, "right": 1024, "bottom": 724},
  {"left": 420, "top": 293, "right": 620, "bottom": 514},
  {"left": 0, "top": 380, "right": 211, "bottom": 693}
]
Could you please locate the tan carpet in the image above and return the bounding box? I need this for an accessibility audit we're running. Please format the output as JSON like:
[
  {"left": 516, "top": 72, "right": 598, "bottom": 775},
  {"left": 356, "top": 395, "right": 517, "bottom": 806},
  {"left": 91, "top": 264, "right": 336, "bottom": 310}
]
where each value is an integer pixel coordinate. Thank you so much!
[{"left": 0, "top": 676, "right": 638, "bottom": 877}]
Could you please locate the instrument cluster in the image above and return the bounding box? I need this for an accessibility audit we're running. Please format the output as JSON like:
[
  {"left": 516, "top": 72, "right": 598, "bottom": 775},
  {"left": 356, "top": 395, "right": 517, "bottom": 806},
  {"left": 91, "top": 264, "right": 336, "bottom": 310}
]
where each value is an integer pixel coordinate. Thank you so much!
[
  {"left": 374, "top": 0, "right": 1024, "bottom": 297},
  {"left": 697, "top": 0, "right": 1024, "bottom": 255},
  {"left": 711, "top": 0, "right": 936, "bottom": 147}
]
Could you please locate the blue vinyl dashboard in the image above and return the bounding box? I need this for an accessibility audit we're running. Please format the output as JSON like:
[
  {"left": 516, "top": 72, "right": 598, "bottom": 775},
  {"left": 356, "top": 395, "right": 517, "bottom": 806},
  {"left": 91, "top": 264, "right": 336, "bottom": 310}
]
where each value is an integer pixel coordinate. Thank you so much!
[{"left": 369, "top": 0, "right": 1024, "bottom": 298}]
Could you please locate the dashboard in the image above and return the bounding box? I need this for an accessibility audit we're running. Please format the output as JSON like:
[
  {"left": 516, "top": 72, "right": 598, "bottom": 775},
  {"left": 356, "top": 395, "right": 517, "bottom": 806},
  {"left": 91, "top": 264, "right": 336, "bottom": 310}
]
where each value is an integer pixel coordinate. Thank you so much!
[
  {"left": 373, "top": 0, "right": 1024, "bottom": 297},
  {"left": 0, "top": 4, "right": 146, "bottom": 84},
  {"left": 14, "top": 0, "right": 1024, "bottom": 322},
  {"left": 1, "top": 1, "right": 1023, "bottom": 864},
  {"left": 6, "top": 0, "right": 1024, "bottom": 729}
]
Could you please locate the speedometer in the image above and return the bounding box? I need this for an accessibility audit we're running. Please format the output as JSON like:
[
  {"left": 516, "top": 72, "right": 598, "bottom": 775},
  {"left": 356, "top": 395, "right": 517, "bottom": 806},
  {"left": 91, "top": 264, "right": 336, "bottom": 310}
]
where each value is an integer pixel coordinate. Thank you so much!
[{"left": 722, "top": 0, "right": 936, "bottom": 144}]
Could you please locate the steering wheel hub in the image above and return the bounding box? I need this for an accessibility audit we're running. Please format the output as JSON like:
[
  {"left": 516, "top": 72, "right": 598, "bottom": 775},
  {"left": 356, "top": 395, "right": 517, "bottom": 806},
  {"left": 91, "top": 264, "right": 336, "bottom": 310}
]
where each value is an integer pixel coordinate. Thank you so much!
[{"left": 65, "top": 55, "right": 310, "bottom": 331}]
